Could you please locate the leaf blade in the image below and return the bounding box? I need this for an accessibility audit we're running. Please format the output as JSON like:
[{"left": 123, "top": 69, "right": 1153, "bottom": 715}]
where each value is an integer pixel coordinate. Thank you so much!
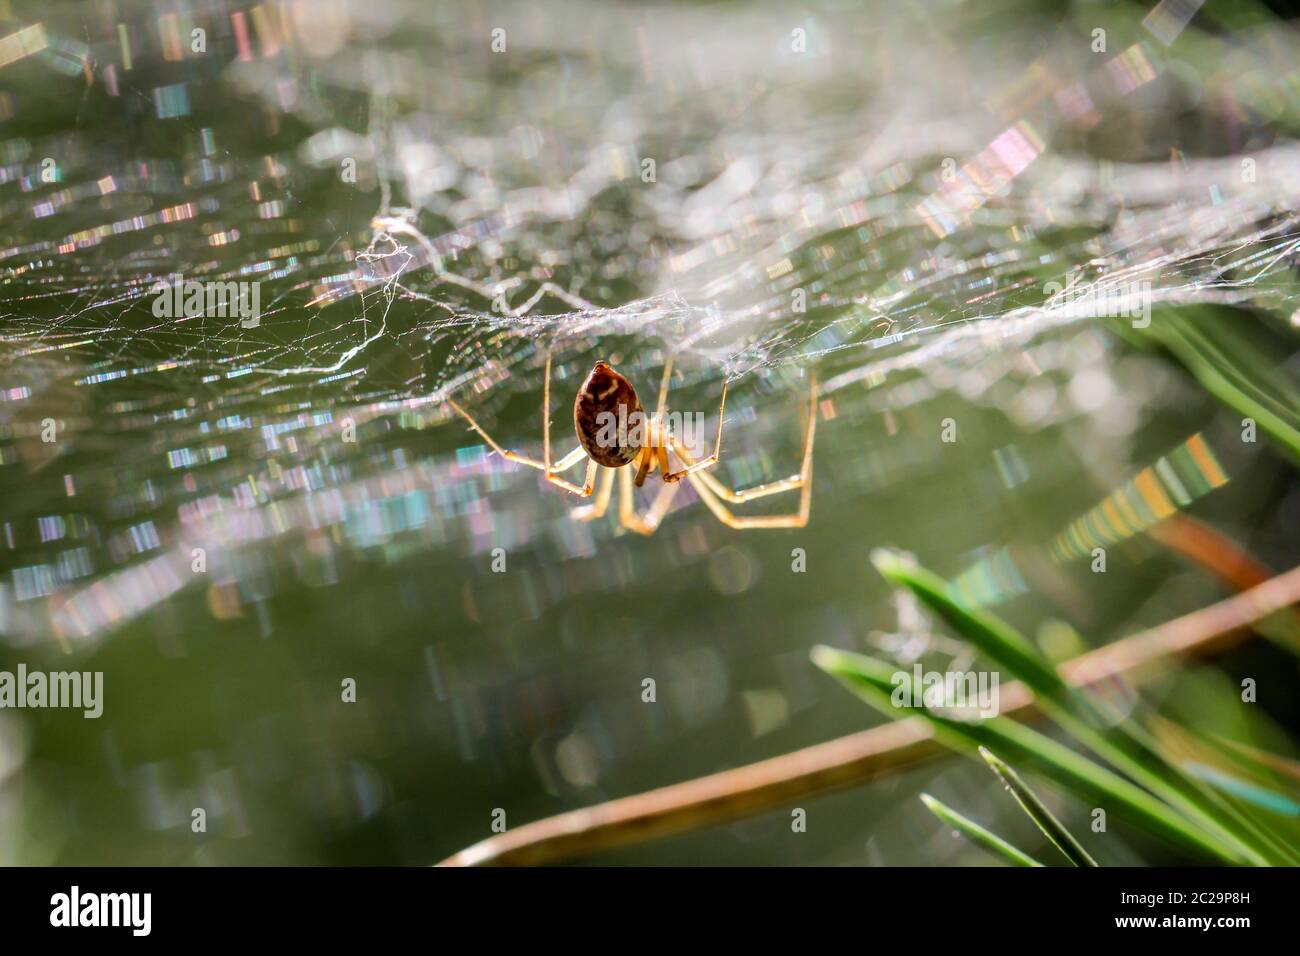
[
  {"left": 980, "top": 747, "right": 1098, "bottom": 866},
  {"left": 811, "top": 645, "right": 1246, "bottom": 863},
  {"left": 920, "top": 793, "right": 1045, "bottom": 867}
]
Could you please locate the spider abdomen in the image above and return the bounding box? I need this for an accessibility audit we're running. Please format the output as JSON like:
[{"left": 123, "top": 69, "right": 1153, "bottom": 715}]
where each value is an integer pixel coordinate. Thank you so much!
[{"left": 574, "top": 362, "right": 643, "bottom": 467}]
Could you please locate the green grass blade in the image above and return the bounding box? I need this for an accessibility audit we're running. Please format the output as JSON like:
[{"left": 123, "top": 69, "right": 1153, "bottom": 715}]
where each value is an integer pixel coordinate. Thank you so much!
[
  {"left": 1113, "top": 709, "right": 1300, "bottom": 866},
  {"left": 1127, "top": 308, "right": 1300, "bottom": 463},
  {"left": 871, "top": 549, "right": 1067, "bottom": 702},
  {"left": 1151, "top": 718, "right": 1300, "bottom": 851},
  {"left": 1182, "top": 762, "right": 1300, "bottom": 817},
  {"left": 868, "top": 550, "right": 1283, "bottom": 865},
  {"left": 811, "top": 645, "right": 1246, "bottom": 863},
  {"left": 920, "top": 794, "right": 1045, "bottom": 867},
  {"left": 980, "top": 748, "right": 1098, "bottom": 866}
]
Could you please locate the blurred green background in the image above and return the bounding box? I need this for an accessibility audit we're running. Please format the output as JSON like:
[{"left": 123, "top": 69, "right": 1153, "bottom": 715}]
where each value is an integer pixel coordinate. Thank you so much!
[{"left": 0, "top": 0, "right": 1298, "bottom": 865}]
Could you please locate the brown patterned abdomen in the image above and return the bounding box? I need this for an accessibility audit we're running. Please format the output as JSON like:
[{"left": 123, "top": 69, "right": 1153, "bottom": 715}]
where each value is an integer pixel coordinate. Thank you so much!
[{"left": 573, "top": 362, "right": 642, "bottom": 467}]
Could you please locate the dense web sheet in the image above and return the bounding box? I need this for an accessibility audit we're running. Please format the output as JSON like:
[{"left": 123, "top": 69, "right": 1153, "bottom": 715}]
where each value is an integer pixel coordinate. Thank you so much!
[{"left": 1, "top": 0, "right": 1298, "bottom": 649}]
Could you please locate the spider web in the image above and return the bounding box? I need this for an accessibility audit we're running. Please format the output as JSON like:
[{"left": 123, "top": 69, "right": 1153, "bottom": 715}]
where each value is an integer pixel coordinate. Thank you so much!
[{"left": 0, "top": 0, "right": 1298, "bottom": 646}]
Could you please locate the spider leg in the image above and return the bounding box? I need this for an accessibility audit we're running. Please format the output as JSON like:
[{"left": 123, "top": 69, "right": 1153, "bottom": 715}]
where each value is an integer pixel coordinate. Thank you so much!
[
  {"left": 448, "top": 397, "right": 593, "bottom": 496},
  {"left": 655, "top": 442, "right": 671, "bottom": 478},
  {"left": 446, "top": 400, "right": 584, "bottom": 473},
  {"left": 571, "top": 465, "right": 615, "bottom": 521},
  {"left": 550, "top": 446, "right": 588, "bottom": 473},
  {"left": 667, "top": 372, "right": 816, "bottom": 502},
  {"left": 672, "top": 374, "right": 817, "bottom": 528},
  {"left": 561, "top": 459, "right": 599, "bottom": 498},
  {"left": 685, "top": 469, "right": 810, "bottom": 529},
  {"left": 538, "top": 353, "right": 594, "bottom": 496},
  {"left": 446, "top": 354, "right": 594, "bottom": 497},
  {"left": 446, "top": 397, "right": 546, "bottom": 468},
  {"left": 618, "top": 463, "right": 681, "bottom": 535},
  {"left": 661, "top": 377, "right": 727, "bottom": 483},
  {"left": 670, "top": 438, "right": 801, "bottom": 502},
  {"left": 655, "top": 357, "right": 674, "bottom": 421},
  {"left": 633, "top": 443, "right": 654, "bottom": 488}
]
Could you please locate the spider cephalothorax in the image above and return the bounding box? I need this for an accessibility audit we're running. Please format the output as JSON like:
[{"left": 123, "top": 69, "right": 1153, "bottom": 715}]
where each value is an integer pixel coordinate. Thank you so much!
[{"left": 448, "top": 356, "right": 817, "bottom": 535}]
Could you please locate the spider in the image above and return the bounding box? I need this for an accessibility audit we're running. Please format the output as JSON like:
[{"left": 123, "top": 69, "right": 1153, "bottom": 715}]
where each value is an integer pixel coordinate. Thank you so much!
[{"left": 447, "top": 356, "right": 817, "bottom": 535}]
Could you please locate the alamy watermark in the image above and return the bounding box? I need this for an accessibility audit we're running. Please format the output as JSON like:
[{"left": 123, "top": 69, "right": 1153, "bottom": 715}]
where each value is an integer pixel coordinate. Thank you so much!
[
  {"left": 0, "top": 665, "right": 102, "bottom": 718},
  {"left": 593, "top": 408, "right": 707, "bottom": 449},
  {"left": 890, "top": 664, "right": 1000, "bottom": 718},
  {"left": 1044, "top": 277, "right": 1152, "bottom": 328},
  {"left": 150, "top": 272, "right": 261, "bottom": 328},
  {"left": 50, "top": 886, "right": 150, "bottom": 936}
]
